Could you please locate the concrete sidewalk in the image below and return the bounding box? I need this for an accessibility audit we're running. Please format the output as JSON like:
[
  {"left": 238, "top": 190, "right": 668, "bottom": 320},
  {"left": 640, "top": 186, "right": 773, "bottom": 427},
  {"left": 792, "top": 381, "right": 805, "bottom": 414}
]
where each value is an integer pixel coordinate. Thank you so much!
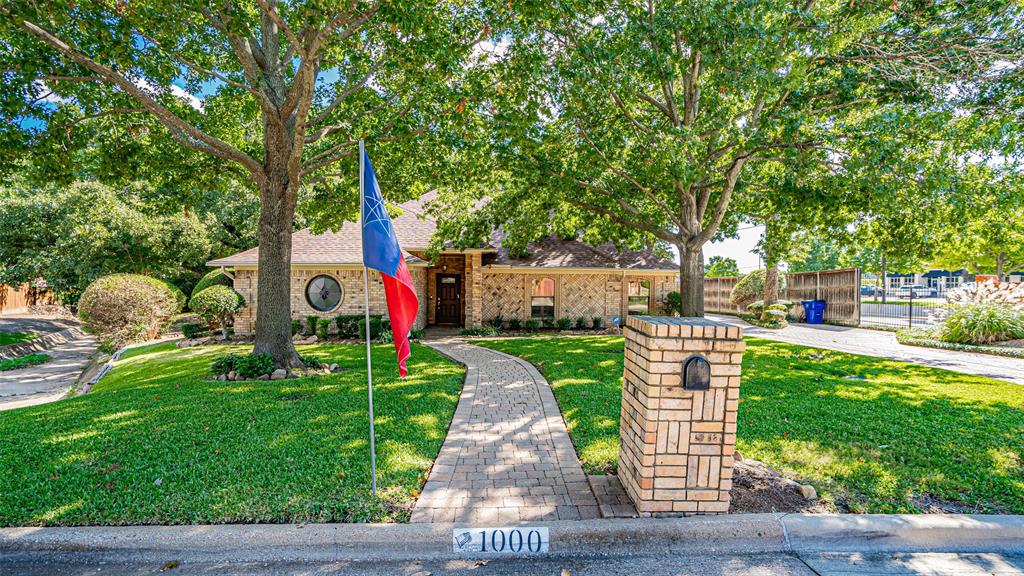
[{"left": 708, "top": 315, "right": 1024, "bottom": 385}]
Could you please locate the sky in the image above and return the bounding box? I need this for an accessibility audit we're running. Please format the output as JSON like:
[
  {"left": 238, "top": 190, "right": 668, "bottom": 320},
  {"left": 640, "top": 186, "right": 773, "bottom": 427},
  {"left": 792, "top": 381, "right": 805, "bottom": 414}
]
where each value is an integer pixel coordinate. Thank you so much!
[{"left": 704, "top": 224, "right": 764, "bottom": 273}]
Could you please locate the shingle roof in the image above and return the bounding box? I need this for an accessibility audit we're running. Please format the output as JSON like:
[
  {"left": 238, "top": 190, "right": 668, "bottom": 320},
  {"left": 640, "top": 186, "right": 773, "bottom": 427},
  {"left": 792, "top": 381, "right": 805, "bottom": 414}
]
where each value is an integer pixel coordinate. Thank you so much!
[
  {"left": 209, "top": 195, "right": 677, "bottom": 271},
  {"left": 207, "top": 196, "right": 437, "bottom": 267},
  {"left": 488, "top": 235, "right": 676, "bottom": 270}
]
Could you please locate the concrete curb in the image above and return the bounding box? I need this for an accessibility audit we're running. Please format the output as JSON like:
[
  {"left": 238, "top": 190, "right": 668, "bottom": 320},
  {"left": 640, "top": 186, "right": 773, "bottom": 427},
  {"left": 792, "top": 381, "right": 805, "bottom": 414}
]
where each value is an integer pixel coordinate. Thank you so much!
[
  {"left": 1, "top": 514, "right": 1021, "bottom": 563},
  {"left": 0, "top": 326, "right": 86, "bottom": 360}
]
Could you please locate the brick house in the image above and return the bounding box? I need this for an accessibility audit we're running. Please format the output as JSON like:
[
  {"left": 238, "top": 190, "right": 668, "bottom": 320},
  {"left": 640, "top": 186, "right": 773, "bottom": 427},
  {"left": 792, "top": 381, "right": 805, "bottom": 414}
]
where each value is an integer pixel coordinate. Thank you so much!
[{"left": 208, "top": 196, "right": 678, "bottom": 334}]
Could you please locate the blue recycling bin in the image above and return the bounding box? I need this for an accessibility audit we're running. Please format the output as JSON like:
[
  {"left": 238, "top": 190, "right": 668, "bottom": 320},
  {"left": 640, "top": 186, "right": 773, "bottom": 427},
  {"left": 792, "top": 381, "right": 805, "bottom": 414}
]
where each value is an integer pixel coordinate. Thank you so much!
[{"left": 801, "top": 300, "right": 826, "bottom": 324}]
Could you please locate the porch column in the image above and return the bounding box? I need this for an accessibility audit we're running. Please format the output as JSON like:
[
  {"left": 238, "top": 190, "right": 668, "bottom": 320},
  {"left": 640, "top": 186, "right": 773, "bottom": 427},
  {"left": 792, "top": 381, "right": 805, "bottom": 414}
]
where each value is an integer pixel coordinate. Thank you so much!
[{"left": 465, "top": 253, "right": 483, "bottom": 328}]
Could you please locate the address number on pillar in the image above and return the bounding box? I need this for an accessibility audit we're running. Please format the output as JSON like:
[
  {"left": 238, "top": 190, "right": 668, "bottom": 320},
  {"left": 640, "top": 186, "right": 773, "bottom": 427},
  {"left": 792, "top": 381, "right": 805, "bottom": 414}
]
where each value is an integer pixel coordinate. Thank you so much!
[{"left": 452, "top": 526, "right": 549, "bottom": 554}]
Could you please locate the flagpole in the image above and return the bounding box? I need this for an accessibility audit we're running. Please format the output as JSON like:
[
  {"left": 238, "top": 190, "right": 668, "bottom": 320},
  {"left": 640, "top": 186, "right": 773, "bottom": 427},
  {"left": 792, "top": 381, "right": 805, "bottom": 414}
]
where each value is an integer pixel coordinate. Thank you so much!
[{"left": 360, "top": 139, "right": 378, "bottom": 497}]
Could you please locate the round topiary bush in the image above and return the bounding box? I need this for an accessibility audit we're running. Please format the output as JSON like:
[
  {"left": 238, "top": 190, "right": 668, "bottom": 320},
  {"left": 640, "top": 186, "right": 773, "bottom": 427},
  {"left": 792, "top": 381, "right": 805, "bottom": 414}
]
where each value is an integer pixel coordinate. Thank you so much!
[
  {"left": 189, "top": 285, "right": 245, "bottom": 339},
  {"left": 938, "top": 303, "right": 1024, "bottom": 345},
  {"left": 190, "top": 269, "right": 233, "bottom": 300},
  {"left": 78, "top": 274, "right": 185, "bottom": 350},
  {"left": 729, "top": 269, "right": 788, "bottom": 309}
]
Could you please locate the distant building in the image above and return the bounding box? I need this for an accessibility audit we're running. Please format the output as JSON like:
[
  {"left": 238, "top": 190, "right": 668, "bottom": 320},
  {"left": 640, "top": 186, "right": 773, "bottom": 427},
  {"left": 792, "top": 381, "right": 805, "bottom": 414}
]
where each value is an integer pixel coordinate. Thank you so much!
[{"left": 883, "top": 269, "right": 967, "bottom": 293}]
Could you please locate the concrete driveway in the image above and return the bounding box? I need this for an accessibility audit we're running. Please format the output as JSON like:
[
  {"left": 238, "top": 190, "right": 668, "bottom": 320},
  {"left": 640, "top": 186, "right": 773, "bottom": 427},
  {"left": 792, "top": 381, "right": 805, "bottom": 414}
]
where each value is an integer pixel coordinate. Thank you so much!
[
  {"left": 0, "top": 316, "right": 97, "bottom": 410},
  {"left": 708, "top": 314, "right": 1024, "bottom": 386}
]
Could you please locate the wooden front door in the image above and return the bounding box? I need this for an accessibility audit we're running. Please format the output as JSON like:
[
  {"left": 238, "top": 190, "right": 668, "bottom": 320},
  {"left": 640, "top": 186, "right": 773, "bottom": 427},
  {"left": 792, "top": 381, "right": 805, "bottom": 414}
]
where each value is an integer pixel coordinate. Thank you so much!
[{"left": 435, "top": 274, "right": 462, "bottom": 325}]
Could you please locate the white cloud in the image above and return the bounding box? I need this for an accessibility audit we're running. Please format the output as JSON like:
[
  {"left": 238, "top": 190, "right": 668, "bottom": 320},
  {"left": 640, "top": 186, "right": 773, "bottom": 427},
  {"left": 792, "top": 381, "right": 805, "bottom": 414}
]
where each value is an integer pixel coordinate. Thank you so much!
[{"left": 132, "top": 76, "right": 204, "bottom": 110}]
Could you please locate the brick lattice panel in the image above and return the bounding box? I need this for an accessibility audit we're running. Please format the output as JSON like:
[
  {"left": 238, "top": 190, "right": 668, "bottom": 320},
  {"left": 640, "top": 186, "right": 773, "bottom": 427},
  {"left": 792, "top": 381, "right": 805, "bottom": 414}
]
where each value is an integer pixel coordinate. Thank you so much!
[
  {"left": 481, "top": 273, "right": 526, "bottom": 322},
  {"left": 560, "top": 274, "right": 610, "bottom": 320}
]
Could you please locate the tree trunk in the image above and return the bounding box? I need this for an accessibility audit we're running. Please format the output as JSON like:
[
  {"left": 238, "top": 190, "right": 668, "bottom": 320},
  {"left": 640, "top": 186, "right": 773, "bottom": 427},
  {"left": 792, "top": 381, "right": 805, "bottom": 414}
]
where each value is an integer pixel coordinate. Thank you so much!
[
  {"left": 678, "top": 245, "right": 705, "bottom": 317},
  {"left": 880, "top": 255, "right": 887, "bottom": 304},
  {"left": 252, "top": 171, "right": 303, "bottom": 368},
  {"left": 761, "top": 264, "right": 780, "bottom": 322},
  {"left": 997, "top": 252, "right": 1005, "bottom": 278}
]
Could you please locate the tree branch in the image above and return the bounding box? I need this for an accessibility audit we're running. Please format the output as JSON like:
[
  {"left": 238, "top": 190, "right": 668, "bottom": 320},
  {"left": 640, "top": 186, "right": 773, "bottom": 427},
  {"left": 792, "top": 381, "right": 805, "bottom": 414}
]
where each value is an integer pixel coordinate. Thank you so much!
[{"left": 10, "top": 12, "right": 263, "bottom": 176}]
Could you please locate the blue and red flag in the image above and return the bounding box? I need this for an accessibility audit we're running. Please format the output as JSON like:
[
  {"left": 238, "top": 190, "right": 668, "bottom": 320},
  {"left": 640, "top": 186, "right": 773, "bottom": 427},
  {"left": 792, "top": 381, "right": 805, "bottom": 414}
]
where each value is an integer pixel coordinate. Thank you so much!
[{"left": 361, "top": 148, "right": 420, "bottom": 377}]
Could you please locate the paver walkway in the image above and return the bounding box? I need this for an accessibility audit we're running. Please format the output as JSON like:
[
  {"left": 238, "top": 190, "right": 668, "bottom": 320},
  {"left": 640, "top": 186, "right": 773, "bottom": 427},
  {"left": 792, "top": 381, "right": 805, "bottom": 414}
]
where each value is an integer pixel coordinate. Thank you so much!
[
  {"left": 411, "top": 340, "right": 599, "bottom": 523},
  {"left": 708, "top": 314, "right": 1024, "bottom": 385}
]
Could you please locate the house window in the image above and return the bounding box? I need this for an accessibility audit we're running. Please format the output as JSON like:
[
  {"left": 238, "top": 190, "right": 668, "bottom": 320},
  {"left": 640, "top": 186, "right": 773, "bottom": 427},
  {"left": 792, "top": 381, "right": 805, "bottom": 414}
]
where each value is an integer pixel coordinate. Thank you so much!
[
  {"left": 627, "top": 279, "right": 651, "bottom": 315},
  {"left": 305, "top": 274, "right": 342, "bottom": 312},
  {"left": 531, "top": 277, "right": 555, "bottom": 318}
]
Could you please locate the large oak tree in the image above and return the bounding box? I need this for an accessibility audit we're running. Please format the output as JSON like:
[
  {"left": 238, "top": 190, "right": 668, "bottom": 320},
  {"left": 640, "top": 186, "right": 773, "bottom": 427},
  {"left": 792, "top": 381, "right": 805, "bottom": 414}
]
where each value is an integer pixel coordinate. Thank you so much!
[
  {"left": 2, "top": 0, "right": 493, "bottom": 366},
  {"left": 438, "top": 0, "right": 1021, "bottom": 316}
]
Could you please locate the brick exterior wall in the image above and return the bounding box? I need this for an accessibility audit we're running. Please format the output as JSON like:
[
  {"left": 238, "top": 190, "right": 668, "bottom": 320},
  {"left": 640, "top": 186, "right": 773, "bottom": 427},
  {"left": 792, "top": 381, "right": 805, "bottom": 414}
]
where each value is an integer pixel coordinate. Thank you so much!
[
  {"left": 479, "top": 271, "right": 677, "bottom": 326},
  {"left": 232, "top": 267, "right": 427, "bottom": 336},
  {"left": 231, "top": 263, "right": 675, "bottom": 335},
  {"left": 618, "top": 316, "right": 744, "bottom": 515}
]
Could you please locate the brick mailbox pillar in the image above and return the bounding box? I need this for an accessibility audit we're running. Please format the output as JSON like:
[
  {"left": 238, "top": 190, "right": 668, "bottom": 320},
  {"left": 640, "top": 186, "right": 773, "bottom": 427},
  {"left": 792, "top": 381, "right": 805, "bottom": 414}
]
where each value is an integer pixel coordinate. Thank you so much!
[{"left": 618, "top": 316, "right": 745, "bottom": 515}]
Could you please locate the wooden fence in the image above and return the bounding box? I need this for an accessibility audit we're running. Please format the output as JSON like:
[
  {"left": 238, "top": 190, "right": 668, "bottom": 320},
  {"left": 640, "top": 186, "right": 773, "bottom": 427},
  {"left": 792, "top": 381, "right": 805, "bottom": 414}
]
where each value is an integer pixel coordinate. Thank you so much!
[
  {"left": 0, "top": 284, "right": 52, "bottom": 315},
  {"left": 703, "top": 268, "right": 861, "bottom": 326}
]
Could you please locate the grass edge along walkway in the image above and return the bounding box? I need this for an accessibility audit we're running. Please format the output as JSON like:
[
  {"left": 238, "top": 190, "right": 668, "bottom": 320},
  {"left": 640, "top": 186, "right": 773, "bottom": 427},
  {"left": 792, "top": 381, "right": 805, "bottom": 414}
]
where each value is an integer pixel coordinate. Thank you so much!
[
  {"left": 476, "top": 335, "right": 1024, "bottom": 514},
  {"left": 0, "top": 341, "right": 464, "bottom": 527}
]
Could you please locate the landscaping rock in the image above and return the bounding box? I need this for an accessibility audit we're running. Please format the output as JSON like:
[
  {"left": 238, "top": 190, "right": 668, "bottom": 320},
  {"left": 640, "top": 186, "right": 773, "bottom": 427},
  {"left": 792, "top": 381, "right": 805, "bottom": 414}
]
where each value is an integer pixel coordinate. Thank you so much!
[
  {"left": 217, "top": 374, "right": 226, "bottom": 381},
  {"left": 270, "top": 368, "right": 287, "bottom": 380},
  {"left": 258, "top": 374, "right": 270, "bottom": 381},
  {"left": 733, "top": 450, "right": 744, "bottom": 462},
  {"left": 227, "top": 371, "right": 236, "bottom": 380},
  {"left": 329, "top": 363, "right": 339, "bottom": 372},
  {"left": 797, "top": 484, "right": 818, "bottom": 500},
  {"left": 287, "top": 372, "right": 300, "bottom": 379}
]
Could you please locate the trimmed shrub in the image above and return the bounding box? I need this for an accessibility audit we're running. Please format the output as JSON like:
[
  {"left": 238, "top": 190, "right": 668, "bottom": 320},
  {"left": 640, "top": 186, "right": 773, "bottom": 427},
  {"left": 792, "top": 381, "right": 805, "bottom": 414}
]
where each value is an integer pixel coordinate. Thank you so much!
[
  {"left": 305, "top": 315, "right": 319, "bottom": 336},
  {"left": 317, "top": 317, "right": 331, "bottom": 340},
  {"left": 542, "top": 317, "right": 555, "bottom": 329},
  {"left": 189, "top": 285, "right": 245, "bottom": 339},
  {"left": 508, "top": 318, "right": 522, "bottom": 331},
  {"left": 360, "top": 316, "right": 388, "bottom": 340},
  {"left": 524, "top": 319, "right": 540, "bottom": 332},
  {"left": 574, "top": 317, "right": 587, "bottom": 329},
  {"left": 730, "top": 269, "right": 787, "bottom": 309},
  {"left": 938, "top": 303, "right": 1024, "bottom": 345},
  {"left": 210, "top": 354, "right": 238, "bottom": 375},
  {"left": 235, "top": 353, "right": 274, "bottom": 378},
  {"left": 211, "top": 353, "right": 275, "bottom": 379},
  {"left": 335, "top": 314, "right": 363, "bottom": 338},
  {"left": 301, "top": 354, "right": 323, "bottom": 369},
  {"left": 181, "top": 322, "right": 209, "bottom": 339},
  {"left": 556, "top": 317, "right": 572, "bottom": 330},
  {"left": 291, "top": 319, "right": 301, "bottom": 336},
  {"left": 191, "top": 269, "right": 233, "bottom": 299},
  {"left": 664, "top": 291, "right": 682, "bottom": 316},
  {"left": 592, "top": 316, "right": 603, "bottom": 329},
  {"left": 410, "top": 329, "right": 426, "bottom": 341},
  {"left": 460, "top": 326, "right": 499, "bottom": 337},
  {"left": 78, "top": 274, "right": 185, "bottom": 350}
]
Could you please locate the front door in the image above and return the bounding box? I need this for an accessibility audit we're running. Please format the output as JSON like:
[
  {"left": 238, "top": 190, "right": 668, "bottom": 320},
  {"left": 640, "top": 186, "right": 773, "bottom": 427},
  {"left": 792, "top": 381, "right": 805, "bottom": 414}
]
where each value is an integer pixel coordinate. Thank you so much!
[{"left": 436, "top": 274, "right": 462, "bottom": 325}]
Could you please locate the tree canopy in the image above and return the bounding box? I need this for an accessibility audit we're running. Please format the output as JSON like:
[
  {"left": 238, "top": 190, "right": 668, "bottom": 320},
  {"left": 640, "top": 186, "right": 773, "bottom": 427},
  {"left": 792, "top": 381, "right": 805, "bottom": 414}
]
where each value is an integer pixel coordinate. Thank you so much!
[
  {"left": 2, "top": 0, "right": 498, "bottom": 366},
  {"left": 431, "top": 0, "right": 1023, "bottom": 315},
  {"left": 0, "top": 181, "right": 213, "bottom": 302}
]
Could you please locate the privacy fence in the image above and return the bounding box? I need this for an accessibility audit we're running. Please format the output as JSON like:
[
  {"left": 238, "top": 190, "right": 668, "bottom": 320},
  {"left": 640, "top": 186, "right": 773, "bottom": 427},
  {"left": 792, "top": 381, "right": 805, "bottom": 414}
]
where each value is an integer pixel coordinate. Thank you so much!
[
  {"left": 0, "top": 283, "right": 51, "bottom": 315},
  {"left": 703, "top": 268, "right": 861, "bottom": 326}
]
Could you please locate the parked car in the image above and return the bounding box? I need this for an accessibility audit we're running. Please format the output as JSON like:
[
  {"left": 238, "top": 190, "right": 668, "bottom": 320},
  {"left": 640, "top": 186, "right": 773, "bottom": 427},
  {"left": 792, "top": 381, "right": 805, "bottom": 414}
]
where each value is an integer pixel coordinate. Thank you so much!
[
  {"left": 860, "top": 285, "right": 880, "bottom": 297},
  {"left": 895, "top": 285, "right": 936, "bottom": 298}
]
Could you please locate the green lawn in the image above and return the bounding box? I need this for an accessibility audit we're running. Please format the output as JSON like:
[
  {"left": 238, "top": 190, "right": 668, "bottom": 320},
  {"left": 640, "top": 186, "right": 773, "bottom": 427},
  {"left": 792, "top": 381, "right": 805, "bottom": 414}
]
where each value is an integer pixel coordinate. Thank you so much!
[
  {"left": 0, "top": 331, "right": 34, "bottom": 346},
  {"left": 0, "top": 341, "right": 464, "bottom": 526},
  {"left": 0, "top": 353, "right": 51, "bottom": 372},
  {"left": 477, "top": 336, "right": 1024, "bottom": 514}
]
